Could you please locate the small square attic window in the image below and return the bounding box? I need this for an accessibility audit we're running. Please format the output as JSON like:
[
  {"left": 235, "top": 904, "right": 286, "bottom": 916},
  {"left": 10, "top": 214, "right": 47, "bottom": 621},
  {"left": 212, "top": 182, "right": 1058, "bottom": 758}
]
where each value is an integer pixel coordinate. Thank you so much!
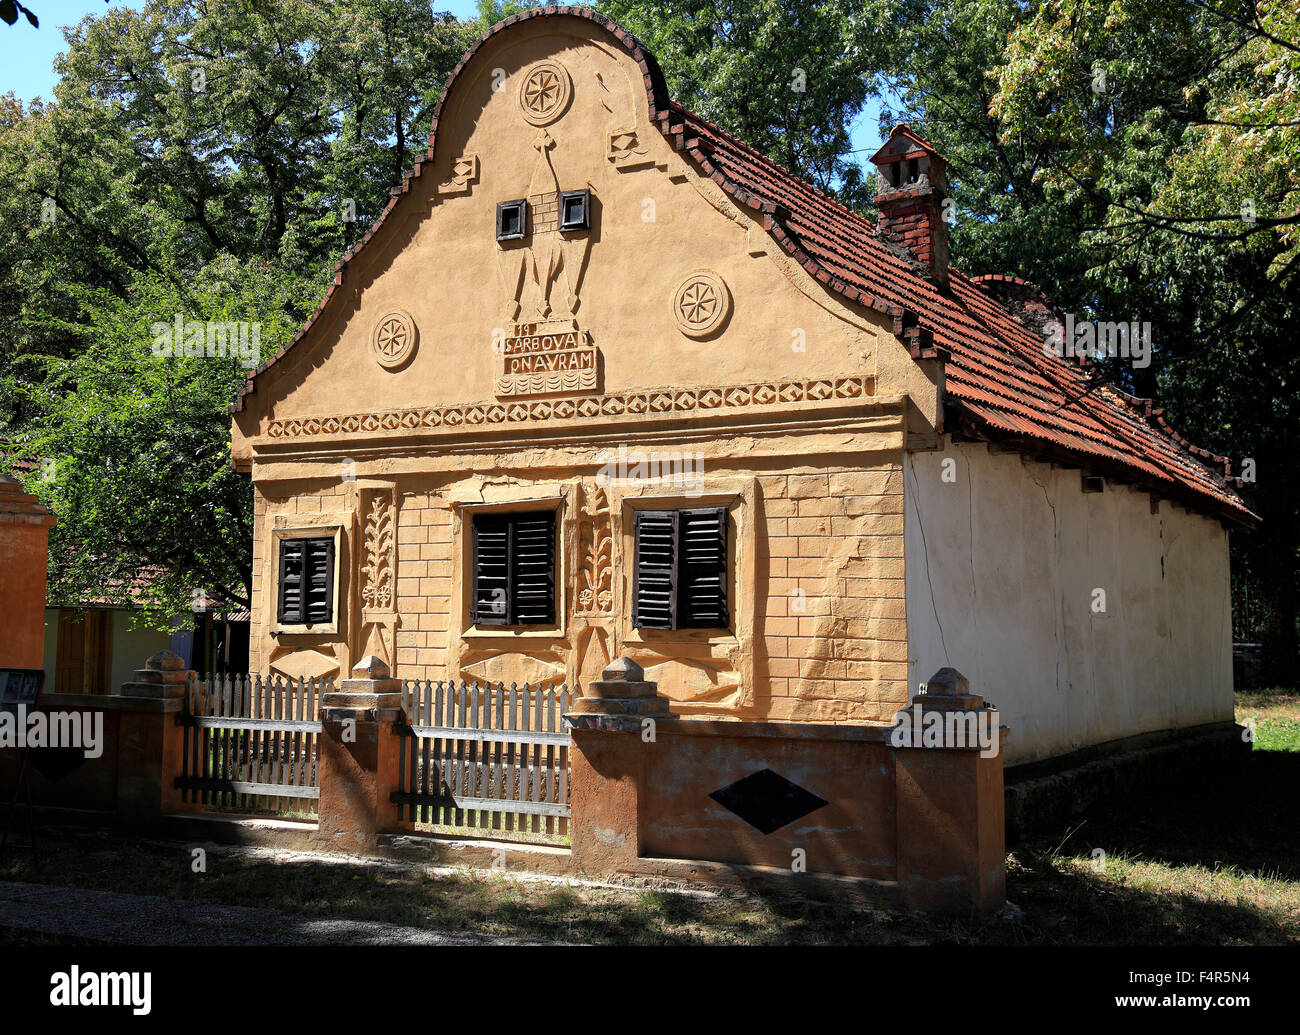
[
  {"left": 559, "top": 188, "right": 590, "bottom": 232},
  {"left": 496, "top": 199, "right": 527, "bottom": 241}
]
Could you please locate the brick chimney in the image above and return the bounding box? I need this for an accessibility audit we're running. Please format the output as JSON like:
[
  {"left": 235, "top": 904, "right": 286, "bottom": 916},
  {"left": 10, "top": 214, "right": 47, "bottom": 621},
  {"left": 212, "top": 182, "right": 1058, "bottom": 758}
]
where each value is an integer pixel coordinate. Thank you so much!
[{"left": 870, "top": 125, "right": 949, "bottom": 285}]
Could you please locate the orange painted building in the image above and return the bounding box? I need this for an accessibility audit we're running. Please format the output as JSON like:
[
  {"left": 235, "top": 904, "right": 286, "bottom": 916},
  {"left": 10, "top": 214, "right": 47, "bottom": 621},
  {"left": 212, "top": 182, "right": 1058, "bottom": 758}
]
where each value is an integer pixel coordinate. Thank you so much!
[{"left": 229, "top": 8, "right": 1252, "bottom": 772}]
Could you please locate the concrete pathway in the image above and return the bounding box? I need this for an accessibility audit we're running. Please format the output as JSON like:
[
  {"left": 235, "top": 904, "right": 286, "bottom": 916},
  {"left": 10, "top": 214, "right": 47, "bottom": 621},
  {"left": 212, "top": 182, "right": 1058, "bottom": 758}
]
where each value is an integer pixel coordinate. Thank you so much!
[{"left": 0, "top": 880, "right": 530, "bottom": 946}]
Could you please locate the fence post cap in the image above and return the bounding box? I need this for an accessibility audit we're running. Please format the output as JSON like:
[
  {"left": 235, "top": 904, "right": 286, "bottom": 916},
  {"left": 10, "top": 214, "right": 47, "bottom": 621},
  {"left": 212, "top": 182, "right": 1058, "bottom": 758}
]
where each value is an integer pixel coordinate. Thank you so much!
[
  {"left": 920, "top": 667, "right": 969, "bottom": 696},
  {"left": 147, "top": 649, "right": 187, "bottom": 672},
  {"left": 601, "top": 657, "right": 644, "bottom": 682},
  {"left": 351, "top": 654, "right": 391, "bottom": 680},
  {"left": 909, "top": 666, "right": 986, "bottom": 713}
]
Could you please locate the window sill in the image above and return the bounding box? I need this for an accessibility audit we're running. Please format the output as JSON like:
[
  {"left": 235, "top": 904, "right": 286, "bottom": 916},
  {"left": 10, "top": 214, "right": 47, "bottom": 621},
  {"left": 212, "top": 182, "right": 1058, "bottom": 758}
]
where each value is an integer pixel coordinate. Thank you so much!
[
  {"left": 623, "top": 627, "right": 737, "bottom": 647},
  {"left": 271, "top": 623, "right": 340, "bottom": 637},
  {"left": 462, "top": 625, "right": 563, "bottom": 641}
]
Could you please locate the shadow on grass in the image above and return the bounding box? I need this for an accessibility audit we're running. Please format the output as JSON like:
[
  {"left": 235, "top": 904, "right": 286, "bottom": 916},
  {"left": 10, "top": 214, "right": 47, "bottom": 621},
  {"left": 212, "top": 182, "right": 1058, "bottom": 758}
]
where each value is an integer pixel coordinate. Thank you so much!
[
  {"left": 1006, "top": 847, "right": 1296, "bottom": 946},
  {"left": 1028, "top": 750, "right": 1300, "bottom": 884}
]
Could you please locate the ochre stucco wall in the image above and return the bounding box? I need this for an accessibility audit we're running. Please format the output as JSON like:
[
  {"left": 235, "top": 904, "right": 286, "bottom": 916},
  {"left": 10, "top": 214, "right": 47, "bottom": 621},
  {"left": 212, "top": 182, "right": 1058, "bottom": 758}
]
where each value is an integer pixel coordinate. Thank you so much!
[
  {"left": 234, "top": 15, "right": 1234, "bottom": 746},
  {"left": 904, "top": 443, "right": 1234, "bottom": 765},
  {"left": 234, "top": 18, "right": 936, "bottom": 429},
  {"left": 247, "top": 431, "right": 911, "bottom": 723},
  {"left": 236, "top": 17, "right": 936, "bottom": 724}
]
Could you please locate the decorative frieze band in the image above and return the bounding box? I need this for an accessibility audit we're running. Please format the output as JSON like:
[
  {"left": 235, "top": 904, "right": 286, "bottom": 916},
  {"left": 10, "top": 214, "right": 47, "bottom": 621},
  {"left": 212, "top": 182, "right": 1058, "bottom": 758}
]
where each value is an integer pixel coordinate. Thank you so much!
[{"left": 264, "top": 374, "right": 876, "bottom": 441}]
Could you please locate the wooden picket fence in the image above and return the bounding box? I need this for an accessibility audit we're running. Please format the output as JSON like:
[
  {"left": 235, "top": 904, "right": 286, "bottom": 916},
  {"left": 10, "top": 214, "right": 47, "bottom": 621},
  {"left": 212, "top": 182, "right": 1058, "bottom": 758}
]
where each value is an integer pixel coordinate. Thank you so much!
[
  {"left": 392, "top": 680, "right": 573, "bottom": 841},
  {"left": 176, "top": 673, "right": 327, "bottom": 817}
]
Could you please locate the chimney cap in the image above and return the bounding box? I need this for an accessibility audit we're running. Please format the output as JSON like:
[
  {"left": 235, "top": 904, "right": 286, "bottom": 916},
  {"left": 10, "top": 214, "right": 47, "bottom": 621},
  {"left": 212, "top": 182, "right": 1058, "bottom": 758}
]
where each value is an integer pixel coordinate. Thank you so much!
[{"left": 869, "top": 123, "right": 949, "bottom": 170}]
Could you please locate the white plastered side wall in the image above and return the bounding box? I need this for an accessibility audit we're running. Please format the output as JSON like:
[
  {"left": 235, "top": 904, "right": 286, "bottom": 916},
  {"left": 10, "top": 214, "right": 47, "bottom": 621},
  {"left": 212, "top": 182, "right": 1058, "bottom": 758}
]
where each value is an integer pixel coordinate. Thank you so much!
[{"left": 904, "top": 442, "right": 1234, "bottom": 766}]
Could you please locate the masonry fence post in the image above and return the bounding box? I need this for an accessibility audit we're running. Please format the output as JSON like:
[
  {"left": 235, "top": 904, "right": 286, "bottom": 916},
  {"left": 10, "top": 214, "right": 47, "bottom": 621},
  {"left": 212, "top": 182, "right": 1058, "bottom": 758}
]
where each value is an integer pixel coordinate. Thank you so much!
[
  {"left": 315, "top": 655, "right": 409, "bottom": 854},
  {"left": 116, "top": 649, "right": 191, "bottom": 824},
  {"left": 892, "top": 667, "right": 1007, "bottom": 913},
  {"left": 565, "top": 658, "right": 673, "bottom": 874}
]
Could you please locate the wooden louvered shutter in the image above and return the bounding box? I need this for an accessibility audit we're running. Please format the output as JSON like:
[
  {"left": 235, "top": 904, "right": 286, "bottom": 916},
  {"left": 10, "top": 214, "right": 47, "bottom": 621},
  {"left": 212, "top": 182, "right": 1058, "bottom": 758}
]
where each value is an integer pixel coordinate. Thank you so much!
[
  {"left": 304, "top": 537, "right": 335, "bottom": 626},
  {"left": 679, "top": 508, "right": 728, "bottom": 628},
  {"left": 472, "top": 514, "right": 511, "bottom": 625},
  {"left": 510, "top": 512, "right": 555, "bottom": 625},
  {"left": 278, "top": 539, "right": 306, "bottom": 625},
  {"left": 633, "top": 510, "right": 678, "bottom": 629}
]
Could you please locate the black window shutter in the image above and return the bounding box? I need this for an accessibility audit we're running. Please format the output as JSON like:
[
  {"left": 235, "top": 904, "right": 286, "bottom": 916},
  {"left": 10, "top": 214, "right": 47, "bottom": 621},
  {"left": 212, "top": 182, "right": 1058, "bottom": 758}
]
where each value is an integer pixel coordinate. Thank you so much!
[
  {"left": 679, "top": 508, "right": 728, "bottom": 628},
  {"left": 304, "top": 537, "right": 334, "bottom": 626},
  {"left": 472, "top": 514, "right": 511, "bottom": 626},
  {"left": 278, "top": 537, "right": 334, "bottom": 626},
  {"left": 510, "top": 512, "right": 555, "bottom": 625},
  {"left": 278, "top": 539, "right": 305, "bottom": 625},
  {"left": 633, "top": 510, "right": 678, "bottom": 629}
]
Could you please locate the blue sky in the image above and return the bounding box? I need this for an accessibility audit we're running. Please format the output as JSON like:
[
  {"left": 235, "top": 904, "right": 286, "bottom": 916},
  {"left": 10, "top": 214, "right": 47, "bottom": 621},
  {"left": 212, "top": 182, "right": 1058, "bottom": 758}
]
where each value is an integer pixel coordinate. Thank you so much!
[{"left": 3, "top": 0, "right": 881, "bottom": 163}]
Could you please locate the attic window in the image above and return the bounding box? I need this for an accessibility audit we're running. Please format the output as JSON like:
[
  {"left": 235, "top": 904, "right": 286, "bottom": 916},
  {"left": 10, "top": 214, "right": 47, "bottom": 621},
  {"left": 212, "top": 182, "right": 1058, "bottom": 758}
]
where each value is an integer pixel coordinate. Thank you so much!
[
  {"left": 496, "top": 199, "right": 527, "bottom": 242},
  {"left": 907, "top": 158, "right": 919, "bottom": 183},
  {"left": 559, "top": 188, "right": 590, "bottom": 232}
]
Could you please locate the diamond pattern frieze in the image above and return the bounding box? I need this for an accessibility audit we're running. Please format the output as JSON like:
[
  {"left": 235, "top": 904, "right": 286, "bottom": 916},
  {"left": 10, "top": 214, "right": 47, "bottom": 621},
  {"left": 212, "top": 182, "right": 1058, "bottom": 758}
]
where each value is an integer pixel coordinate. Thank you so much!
[{"left": 263, "top": 375, "right": 876, "bottom": 439}]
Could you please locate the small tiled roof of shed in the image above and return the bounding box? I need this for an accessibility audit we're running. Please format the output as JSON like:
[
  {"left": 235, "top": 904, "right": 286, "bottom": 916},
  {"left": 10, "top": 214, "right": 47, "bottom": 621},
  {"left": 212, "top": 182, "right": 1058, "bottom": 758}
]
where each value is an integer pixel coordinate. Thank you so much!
[{"left": 230, "top": 6, "right": 1254, "bottom": 527}]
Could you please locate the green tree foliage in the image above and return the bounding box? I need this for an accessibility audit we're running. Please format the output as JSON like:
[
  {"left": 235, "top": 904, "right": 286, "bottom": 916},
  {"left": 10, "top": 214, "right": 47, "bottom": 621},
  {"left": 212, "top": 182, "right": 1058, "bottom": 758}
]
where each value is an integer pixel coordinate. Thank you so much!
[
  {"left": 4, "top": 0, "right": 1296, "bottom": 677},
  {"left": 840, "top": 0, "right": 1296, "bottom": 677},
  {"left": 598, "top": 0, "right": 1299, "bottom": 675},
  {"left": 596, "top": 0, "right": 881, "bottom": 206},
  {"left": 13, "top": 258, "right": 317, "bottom": 619},
  {"left": 1, "top": 0, "right": 45, "bottom": 30},
  {"left": 1, "top": 0, "right": 478, "bottom": 618},
  {"left": 985, "top": 0, "right": 1299, "bottom": 677}
]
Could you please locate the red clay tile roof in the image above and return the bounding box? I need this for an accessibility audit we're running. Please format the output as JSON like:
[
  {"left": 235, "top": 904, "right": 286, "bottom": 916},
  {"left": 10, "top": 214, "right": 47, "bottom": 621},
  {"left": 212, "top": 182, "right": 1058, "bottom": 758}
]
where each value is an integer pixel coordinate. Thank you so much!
[
  {"left": 662, "top": 101, "right": 1255, "bottom": 526},
  {"left": 231, "top": 6, "right": 1254, "bottom": 527}
]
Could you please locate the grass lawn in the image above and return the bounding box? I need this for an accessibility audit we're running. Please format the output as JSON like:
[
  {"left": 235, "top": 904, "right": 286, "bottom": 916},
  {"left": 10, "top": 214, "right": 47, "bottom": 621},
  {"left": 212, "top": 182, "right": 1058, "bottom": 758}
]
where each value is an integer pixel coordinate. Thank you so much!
[{"left": 1, "top": 689, "right": 1296, "bottom": 945}]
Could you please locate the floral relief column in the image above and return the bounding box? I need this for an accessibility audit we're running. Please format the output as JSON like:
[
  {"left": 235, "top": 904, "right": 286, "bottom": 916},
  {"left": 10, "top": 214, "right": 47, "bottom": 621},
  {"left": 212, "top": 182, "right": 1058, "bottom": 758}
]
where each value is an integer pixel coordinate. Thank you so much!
[
  {"left": 358, "top": 486, "right": 399, "bottom": 672},
  {"left": 572, "top": 482, "right": 615, "bottom": 694}
]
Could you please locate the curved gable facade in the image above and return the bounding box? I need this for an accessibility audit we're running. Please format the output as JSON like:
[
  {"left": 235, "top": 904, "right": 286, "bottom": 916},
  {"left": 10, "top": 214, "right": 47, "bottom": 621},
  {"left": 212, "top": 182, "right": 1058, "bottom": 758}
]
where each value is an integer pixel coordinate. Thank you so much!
[{"left": 231, "top": 10, "right": 937, "bottom": 723}]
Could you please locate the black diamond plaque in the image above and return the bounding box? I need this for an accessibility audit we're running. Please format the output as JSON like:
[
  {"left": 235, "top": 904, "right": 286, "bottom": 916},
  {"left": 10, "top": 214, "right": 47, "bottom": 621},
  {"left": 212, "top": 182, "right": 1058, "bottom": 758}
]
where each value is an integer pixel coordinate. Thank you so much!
[
  {"left": 708, "top": 768, "right": 828, "bottom": 834},
  {"left": 28, "top": 746, "right": 89, "bottom": 782}
]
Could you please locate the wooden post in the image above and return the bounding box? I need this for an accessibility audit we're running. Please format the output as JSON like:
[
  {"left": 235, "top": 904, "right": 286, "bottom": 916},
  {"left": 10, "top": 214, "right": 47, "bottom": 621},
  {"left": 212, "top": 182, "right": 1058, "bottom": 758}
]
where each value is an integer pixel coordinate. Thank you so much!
[{"left": 0, "top": 475, "right": 56, "bottom": 671}]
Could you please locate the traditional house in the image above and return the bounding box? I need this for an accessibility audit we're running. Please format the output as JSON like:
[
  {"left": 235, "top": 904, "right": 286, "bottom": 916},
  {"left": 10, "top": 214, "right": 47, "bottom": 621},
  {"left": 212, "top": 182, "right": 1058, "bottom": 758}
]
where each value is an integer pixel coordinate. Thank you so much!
[{"left": 229, "top": 8, "right": 1252, "bottom": 777}]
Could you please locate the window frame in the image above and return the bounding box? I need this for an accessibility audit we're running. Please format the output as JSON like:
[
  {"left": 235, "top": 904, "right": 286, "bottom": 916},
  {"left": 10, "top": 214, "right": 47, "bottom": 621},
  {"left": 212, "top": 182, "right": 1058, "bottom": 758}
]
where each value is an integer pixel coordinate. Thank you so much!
[
  {"left": 455, "top": 495, "right": 566, "bottom": 637},
  {"left": 616, "top": 483, "right": 755, "bottom": 709},
  {"left": 631, "top": 507, "right": 730, "bottom": 631},
  {"left": 496, "top": 198, "right": 528, "bottom": 242},
  {"left": 470, "top": 509, "right": 557, "bottom": 628},
  {"left": 276, "top": 535, "right": 335, "bottom": 628},
  {"left": 269, "top": 524, "right": 342, "bottom": 635},
  {"left": 558, "top": 188, "right": 590, "bottom": 232}
]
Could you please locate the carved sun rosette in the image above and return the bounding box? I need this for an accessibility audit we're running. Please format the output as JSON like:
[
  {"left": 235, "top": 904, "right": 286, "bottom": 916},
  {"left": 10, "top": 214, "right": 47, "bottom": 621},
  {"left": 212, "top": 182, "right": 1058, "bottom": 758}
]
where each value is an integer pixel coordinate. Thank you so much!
[
  {"left": 370, "top": 310, "right": 418, "bottom": 370},
  {"left": 519, "top": 60, "right": 572, "bottom": 126},
  {"left": 360, "top": 496, "right": 395, "bottom": 610},
  {"left": 673, "top": 270, "right": 732, "bottom": 338}
]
